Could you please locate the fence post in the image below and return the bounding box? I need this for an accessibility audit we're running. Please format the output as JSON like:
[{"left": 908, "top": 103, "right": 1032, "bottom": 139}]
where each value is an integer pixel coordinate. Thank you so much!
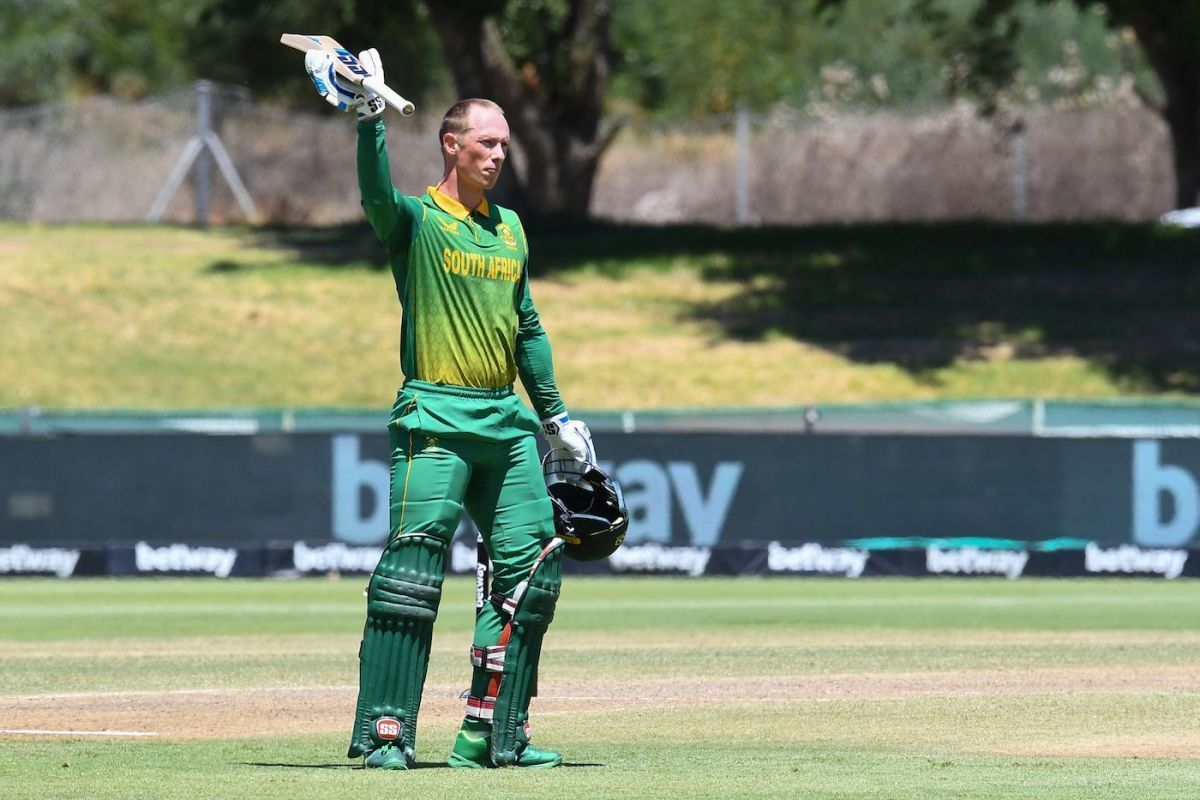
[
  {"left": 734, "top": 107, "right": 750, "bottom": 225},
  {"left": 1012, "top": 127, "right": 1029, "bottom": 222},
  {"left": 147, "top": 81, "right": 255, "bottom": 225},
  {"left": 194, "top": 81, "right": 213, "bottom": 227}
]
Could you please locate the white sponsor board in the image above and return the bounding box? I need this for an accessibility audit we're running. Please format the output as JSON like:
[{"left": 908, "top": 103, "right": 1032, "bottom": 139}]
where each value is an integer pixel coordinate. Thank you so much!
[
  {"left": 1084, "top": 542, "right": 1188, "bottom": 580},
  {"left": 767, "top": 542, "right": 869, "bottom": 577},
  {"left": 0, "top": 545, "right": 81, "bottom": 578},
  {"left": 134, "top": 542, "right": 237, "bottom": 578},
  {"left": 293, "top": 542, "right": 381, "bottom": 573},
  {"left": 608, "top": 543, "right": 711, "bottom": 576},
  {"left": 925, "top": 546, "right": 1028, "bottom": 579}
]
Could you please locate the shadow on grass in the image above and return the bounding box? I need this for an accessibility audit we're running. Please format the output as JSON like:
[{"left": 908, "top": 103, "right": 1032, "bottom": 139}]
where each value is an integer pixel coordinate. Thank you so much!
[
  {"left": 241, "top": 760, "right": 603, "bottom": 770},
  {"left": 678, "top": 222, "right": 1200, "bottom": 392},
  {"left": 243, "top": 223, "right": 389, "bottom": 270},
  {"left": 245, "top": 219, "right": 1200, "bottom": 392},
  {"left": 241, "top": 760, "right": 453, "bottom": 770},
  {"left": 241, "top": 761, "right": 360, "bottom": 770}
]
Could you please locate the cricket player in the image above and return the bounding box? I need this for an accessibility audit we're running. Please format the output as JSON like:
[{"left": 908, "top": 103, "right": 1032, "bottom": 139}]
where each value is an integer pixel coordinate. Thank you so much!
[{"left": 305, "top": 48, "right": 594, "bottom": 770}]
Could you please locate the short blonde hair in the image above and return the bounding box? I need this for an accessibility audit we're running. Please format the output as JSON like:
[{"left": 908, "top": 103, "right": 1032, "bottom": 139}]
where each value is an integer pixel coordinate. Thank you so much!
[{"left": 438, "top": 98, "right": 504, "bottom": 144}]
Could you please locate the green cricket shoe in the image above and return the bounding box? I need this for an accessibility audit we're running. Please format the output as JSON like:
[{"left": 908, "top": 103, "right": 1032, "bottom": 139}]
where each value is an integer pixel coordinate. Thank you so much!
[
  {"left": 363, "top": 743, "right": 409, "bottom": 770},
  {"left": 447, "top": 731, "right": 563, "bottom": 769}
]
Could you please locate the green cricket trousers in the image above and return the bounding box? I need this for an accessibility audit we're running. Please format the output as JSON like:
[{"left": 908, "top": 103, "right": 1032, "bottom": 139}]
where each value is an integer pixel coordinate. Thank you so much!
[{"left": 387, "top": 379, "right": 557, "bottom": 730}]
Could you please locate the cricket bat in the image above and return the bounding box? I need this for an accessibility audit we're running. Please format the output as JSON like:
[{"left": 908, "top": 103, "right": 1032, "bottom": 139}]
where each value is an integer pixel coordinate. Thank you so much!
[{"left": 281, "top": 33, "right": 416, "bottom": 116}]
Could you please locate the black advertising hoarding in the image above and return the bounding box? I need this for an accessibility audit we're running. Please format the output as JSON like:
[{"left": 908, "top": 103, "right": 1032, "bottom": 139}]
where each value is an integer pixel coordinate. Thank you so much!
[
  {"left": 0, "top": 541, "right": 1195, "bottom": 579},
  {"left": 1, "top": 433, "right": 331, "bottom": 545},
  {"left": 3, "top": 431, "right": 1200, "bottom": 578}
]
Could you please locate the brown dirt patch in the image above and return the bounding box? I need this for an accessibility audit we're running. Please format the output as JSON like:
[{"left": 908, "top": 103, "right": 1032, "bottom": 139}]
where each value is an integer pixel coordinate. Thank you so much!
[
  {"left": 998, "top": 735, "right": 1200, "bottom": 760},
  {"left": 3, "top": 663, "right": 1196, "bottom": 759},
  {"left": 6, "top": 628, "right": 1199, "bottom": 661}
]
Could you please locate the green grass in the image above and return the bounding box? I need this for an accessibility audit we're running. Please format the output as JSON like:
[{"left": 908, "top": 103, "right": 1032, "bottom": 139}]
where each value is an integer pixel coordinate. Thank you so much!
[
  {"left": 11, "top": 728, "right": 1200, "bottom": 800},
  {"left": 1, "top": 578, "right": 1198, "bottom": 799},
  {"left": 4, "top": 220, "right": 1200, "bottom": 410}
]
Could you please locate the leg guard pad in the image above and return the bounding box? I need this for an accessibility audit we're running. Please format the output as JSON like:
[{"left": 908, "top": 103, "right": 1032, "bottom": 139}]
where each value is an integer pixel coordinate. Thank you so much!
[
  {"left": 347, "top": 534, "right": 446, "bottom": 762},
  {"left": 489, "top": 539, "right": 563, "bottom": 767}
]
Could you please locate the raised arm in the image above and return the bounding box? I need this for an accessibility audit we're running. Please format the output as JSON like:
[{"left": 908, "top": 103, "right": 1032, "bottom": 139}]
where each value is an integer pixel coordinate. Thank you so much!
[
  {"left": 305, "top": 46, "right": 420, "bottom": 255},
  {"left": 357, "top": 117, "right": 416, "bottom": 250}
]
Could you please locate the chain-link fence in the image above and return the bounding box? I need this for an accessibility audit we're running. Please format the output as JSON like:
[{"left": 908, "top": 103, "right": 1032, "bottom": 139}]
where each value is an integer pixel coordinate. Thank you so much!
[
  {"left": 0, "top": 83, "right": 1175, "bottom": 226},
  {"left": 596, "top": 105, "right": 1172, "bottom": 225},
  {"left": 0, "top": 83, "right": 441, "bottom": 226}
]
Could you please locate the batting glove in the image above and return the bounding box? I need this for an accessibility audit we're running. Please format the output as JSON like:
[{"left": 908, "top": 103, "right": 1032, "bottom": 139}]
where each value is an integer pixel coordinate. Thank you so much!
[
  {"left": 304, "top": 48, "right": 384, "bottom": 121},
  {"left": 541, "top": 412, "right": 596, "bottom": 465}
]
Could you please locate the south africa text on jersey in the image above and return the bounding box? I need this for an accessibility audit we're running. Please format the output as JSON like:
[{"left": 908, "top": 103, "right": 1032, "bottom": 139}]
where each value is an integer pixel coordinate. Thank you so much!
[{"left": 442, "top": 248, "right": 522, "bottom": 282}]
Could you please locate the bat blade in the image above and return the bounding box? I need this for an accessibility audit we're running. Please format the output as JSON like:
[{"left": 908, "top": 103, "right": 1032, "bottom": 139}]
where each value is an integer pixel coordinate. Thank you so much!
[{"left": 281, "top": 33, "right": 415, "bottom": 116}]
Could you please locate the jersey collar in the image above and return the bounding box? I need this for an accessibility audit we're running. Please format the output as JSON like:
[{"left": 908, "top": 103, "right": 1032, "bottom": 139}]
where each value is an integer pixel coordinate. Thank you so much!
[{"left": 427, "top": 186, "right": 490, "bottom": 221}]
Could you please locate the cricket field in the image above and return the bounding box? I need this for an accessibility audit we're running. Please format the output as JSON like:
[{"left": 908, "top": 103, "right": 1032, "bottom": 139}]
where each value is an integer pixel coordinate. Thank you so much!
[{"left": 1, "top": 577, "right": 1197, "bottom": 799}]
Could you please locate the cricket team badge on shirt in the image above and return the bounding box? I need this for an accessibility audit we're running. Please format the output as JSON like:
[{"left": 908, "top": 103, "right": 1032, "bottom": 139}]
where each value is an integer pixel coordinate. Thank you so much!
[{"left": 497, "top": 223, "right": 518, "bottom": 250}]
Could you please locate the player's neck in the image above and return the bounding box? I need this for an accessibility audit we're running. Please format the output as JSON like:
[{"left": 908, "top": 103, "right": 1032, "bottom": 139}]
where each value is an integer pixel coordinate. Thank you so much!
[{"left": 436, "top": 171, "right": 485, "bottom": 214}]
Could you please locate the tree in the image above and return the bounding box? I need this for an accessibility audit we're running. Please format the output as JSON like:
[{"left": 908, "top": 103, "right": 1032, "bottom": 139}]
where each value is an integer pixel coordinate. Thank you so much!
[
  {"left": 0, "top": 0, "right": 195, "bottom": 104},
  {"left": 1078, "top": 2, "right": 1200, "bottom": 209},
  {"left": 610, "top": 0, "right": 959, "bottom": 118},
  {"left": 187, "top": 0, "right": 618, "bottom": 217},
  {"left": 186, "top": 0, "right": 451, "bottom": 108},
  {"left": 425, "top": 0, "right": 619, "bottom": 217},
  {"left": 854, "top": 0, "right": 1200, "bottom": 209}
]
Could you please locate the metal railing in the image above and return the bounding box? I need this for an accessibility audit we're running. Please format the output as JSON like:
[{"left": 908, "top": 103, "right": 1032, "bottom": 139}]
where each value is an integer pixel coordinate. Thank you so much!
[{"left": 5, "top": 399, "right": 1200, "bottom": 437}]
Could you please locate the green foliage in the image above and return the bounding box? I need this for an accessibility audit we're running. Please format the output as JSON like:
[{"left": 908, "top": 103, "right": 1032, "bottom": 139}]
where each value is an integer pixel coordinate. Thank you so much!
[
  {"left": 184, "top": 0, "right": 453, "bottom": 106},
  {"left": 494, "top": 0, "right": 573, "bottom": 81},
  {"left": 0, "top": 0, "right": 78, "bottom": 105},
  {"left": 1070, "top": 1, "right": 1200, "bottom": 59},
  {"left": 0, "top": 0, "right": 194, "bottom": 104},
  {"left": 609, "top": 0, "right": 1156, "bottom": 118},
  {"left": 611, "top": 0, "right": 802, "bottom": 115},
  {"left": 0, "top": 0, "right": 1164, "bottom": 119},
  {"left": 1006, "top": 1, "right": 1159, "bottom": 108},
  {"left": 918, "top": 0, "right": 1161, "bottom": 114},
  {"left": 920, "top": 0, "right": 1022, "bottom": 114},
  {"left": 0, "top": 0, "right": 453, "bottom": 107}
]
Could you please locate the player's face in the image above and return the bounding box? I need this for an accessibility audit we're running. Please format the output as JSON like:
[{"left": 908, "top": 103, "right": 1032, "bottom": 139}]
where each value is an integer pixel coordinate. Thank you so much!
[{"left": 454, "top": 107, "right": 510, "bottom": 191}]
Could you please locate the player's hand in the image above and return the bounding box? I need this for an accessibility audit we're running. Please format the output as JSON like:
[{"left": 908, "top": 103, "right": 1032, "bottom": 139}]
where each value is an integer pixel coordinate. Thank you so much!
[
  {"left": 541, "top": 413, "right": 596, "bottom": 465},
  {"left": 304, "top": 49, "right": 384, "bottom": 121}
]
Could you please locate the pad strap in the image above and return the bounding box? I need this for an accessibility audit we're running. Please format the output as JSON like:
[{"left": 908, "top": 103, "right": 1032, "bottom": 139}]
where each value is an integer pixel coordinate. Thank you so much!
[
  {"left": 470, "top": 645, "right": 507, "bottom": 672},
  {"left": 465, "top": 693, "right": 498, "bottom": 721},
  {"left": 490, "top": 585, "right": 525, "bottom": 620}
]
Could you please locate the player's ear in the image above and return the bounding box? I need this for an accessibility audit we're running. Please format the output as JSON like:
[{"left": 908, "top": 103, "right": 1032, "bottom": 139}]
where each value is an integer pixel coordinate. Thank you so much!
[{"left": 443, "top": 133, "right": 458, "bottom": 155}]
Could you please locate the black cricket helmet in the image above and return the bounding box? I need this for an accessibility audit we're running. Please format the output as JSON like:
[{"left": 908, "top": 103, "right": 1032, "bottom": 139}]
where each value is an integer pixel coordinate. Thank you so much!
[{"left": 543, "top": 451, "right": 629, "bottom": 561}]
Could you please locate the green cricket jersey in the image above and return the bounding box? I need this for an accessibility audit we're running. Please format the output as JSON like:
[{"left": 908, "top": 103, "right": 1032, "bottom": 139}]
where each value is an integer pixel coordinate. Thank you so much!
[{"left": 356, "top": 118, "right": 565, "bottom": 421}]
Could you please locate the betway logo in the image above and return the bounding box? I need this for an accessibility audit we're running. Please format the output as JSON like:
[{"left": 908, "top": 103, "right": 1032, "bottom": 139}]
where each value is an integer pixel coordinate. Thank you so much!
[
  {"left": 0, "top": 545, "right": 80, "bottom": 578},
  {"left": 767, "top": 542, "right": 869, "bottom": 577},
  {"left": 926, "top": 547, "right": 1028, "bottom": 580},
  {"left": 608, "top": 543, "right": 711, "bottom": 576},
  {"left": 331, "top": 435, "right": 744, "bottom": 546},
  {"left": 293, "top": 542, "right": 381, "bottom": 573},
  {"left": 134, "top": 542, "right": 237, "bottom": 578},
  {"left": 1084, "top": 542, "right": 1188, "bottom": 580},
  {"left": 1133, "top": 441, "right": 1200, "bottom": 546}
]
